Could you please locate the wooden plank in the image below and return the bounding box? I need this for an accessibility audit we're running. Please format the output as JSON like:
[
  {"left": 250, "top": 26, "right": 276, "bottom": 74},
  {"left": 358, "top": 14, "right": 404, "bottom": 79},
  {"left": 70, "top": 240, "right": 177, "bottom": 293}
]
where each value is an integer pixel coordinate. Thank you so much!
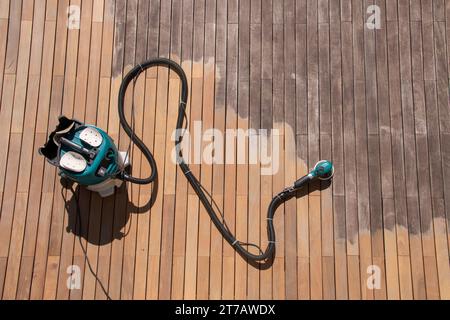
[
  {"left": 134, "top": 78, "right": 156, "bottom": 299},
  {"left": 234, "top": 0, "right": 250, "bottom": 300},
  {"left": 321, "top": 137, "right": 334, "bottom": 300},
  {"left": 433, "top": 0, "right": 445, "bottom": 21},
  {"left": 0, "top": 18, "right": 8, "bottom": 97},
  {"left": 318, "top": 0, "right": 328, "bottom": 23},
  {"left": 415, "top": 130, "right": 440, "bottom": 299},
  {"left": 434, "top": 20, "right": 450, "bottom": 261},
  {"left": 432, "top": 199, "right": 450, "bottom": 299},
  {"left": 382, "top": 198, "right": 400, "bottom": 299},
  {"left": 0, "top": 256, "right": 5, "bottom": 295},
  {"left": 375, "top": 0, "right": 394, "bottom": 200},
  {"left": 194, "top": 0, "right": 214, "bottom": 300},
  {"left": 296, "top": 137, "right": 309, "bottom": 300},
  {"left": 340, "top": 0, "right": 352, "bottom": 22},
  {"left": 209, "top": 1, "right": 225, "bottom": 300},
  {"left": 422, "top": 8, "right": 449, "bottom": 298},
  {"left": 5, "top": 0, "right": 22, "bottom": 75},
  {"left": 362, "top": 26, "right": 383, "bottom": 300},
  {"left": 171, "top": 0, "right": 192, "bottom": 300},
  {"left": 423, "top": 255, "right": 440, "bottom": 299},
  {"left": 443, "top": 133, "right": 450, "bottom": 272},
  {"left": 93, "top": 0, "right": 104, "bottom": 23},
  {"left": 106, "top": 0, "right": 127, "bottom": 300},
  {"left": 0, "top": 75, "right": 16, "bottom": 208},
  {"left": 329, "top": 0, "right": 347, "bottom": 300},
  {"left": 159, "top": 194, "right": 176, "bottom": 298},
  {"left": 259, "top": 0, "right": 272, "bottom": 300},
  {"left": 16, "top": 135, "right": 47, "bottom": 299},
  {"left": 107, "top": 0, "right": 124, "bottom": 139},
  {"left": 375, "top": 0, "right": 399, "bottom": 300},
  {"left": 423, "top": 79, "right": 443, "bottom": 198},
  {"left": 9, "top": 20, "right": 32, "bottom": 134},
  {"left": 386, "top": 0, "right": 398, "bottom": 21},
  {"left": 95, "top": 195, "right": 114, "bottom": 300},
  {"left": 235, "top": 84, "right": 249, "bottom": 300},
  {"left": 222, "top": 12, "right": 237, "bottom": 301},
  {"left": 357, "top": 0, "right": 374, "bottom": 300},
  {"left": 235, "top": 195, "right": 248, "bottom": 299},
  {"left": 2, "top": 192, "right": 27, "bottom": 299},
  {"left": 386, "top": 19, "right": 413, "bottom": 299},
  {"left": 306, "top": 0, "right": 322, "bottom": 300},
  {"left": 119, "top": 0, "right": 139, "bottom": 301},
  {"left": 28, "top": 32, "right": 64, "bottom": 298},
  {"left": 60, "top": 0, "right": 80, "bottom": 116},
  {"left": 67, "top": 189, "right": 92, "bottom": 301},
  {"left": 196, "top": 89, "right": 213, "bottom": 301},
  {"left": 272, "top": 15, "right": 285, "bottom": 300},
  {"left": 398, "top": 255, "right": 414, "bottom": 299},
  {"left": 21, "top": 0, "right": 34, "bottom": 21},
  {"left": 30, "top": 191, "right": 54, "bottom": 299},
  {"left": 43, "top": 256, "right": 59, "bottom": 299},
  {"left": 283, "top": 0, "right": 297, "bottom": 301},
  {"left": 341, "top": 16, "right": 359, "bottom": 299},
  {"left": 0, "top": 22, "right": 33, "bottom": 194},
  {"left": 0, "top": 17, "right": 34, "bottom": 299},
  {"left": 347, "top": 255, "right": 361, "bottom": 299},
  {"left": 183, "top": 0, "right": 205, "bottom": 298},
  {"left": 398, "top": 3, "right": 426, "bottom": 299},
  {"left": 100, "top": 0, "right": 114, "bottom": 78},
  {"left": 81, "top": 194, "right": 103, "bottom": 300},
  {"left": 443, "top": 2, "right": 450, "bottom": 253},
  {"left": 131, "top": 0, "right": 151, "bottom": 300},
  {"left": 410, "top": 0, "right": 422, "bottom": 21},
  {"left": 247, "top": 0, "right": 261, "bottom": 298},
  {"left": 0, "top": 0, "right": 9, "bottom": 20},
  {"left": 296, "top": 0, "right": 306, "bottom": 24}
]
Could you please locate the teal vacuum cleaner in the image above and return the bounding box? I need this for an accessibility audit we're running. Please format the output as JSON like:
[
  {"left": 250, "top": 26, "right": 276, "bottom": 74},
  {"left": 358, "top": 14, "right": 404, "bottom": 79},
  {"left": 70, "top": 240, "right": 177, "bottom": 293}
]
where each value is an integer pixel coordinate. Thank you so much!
[
  {"left": 39, "top": 58, "right": 334, "bottom": 263},
  {"left": 39, "top": 116, "right": 129, "bottom": 197}
]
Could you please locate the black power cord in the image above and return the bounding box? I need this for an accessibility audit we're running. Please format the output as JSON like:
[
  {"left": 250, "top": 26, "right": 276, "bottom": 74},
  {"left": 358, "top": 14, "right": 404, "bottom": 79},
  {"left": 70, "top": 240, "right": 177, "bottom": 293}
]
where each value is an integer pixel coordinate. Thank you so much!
[
  {"left": 118, "top": 58, "right": 303, "bottom": 263},
  {"left": 69, "top": 187, "right": 112, "bottom": 300}
]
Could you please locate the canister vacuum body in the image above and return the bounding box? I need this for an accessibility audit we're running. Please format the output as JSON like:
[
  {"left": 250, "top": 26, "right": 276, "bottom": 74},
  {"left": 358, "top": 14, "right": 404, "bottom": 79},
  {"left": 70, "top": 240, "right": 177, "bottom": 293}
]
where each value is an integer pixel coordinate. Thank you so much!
[{"left": 39, "top": 116, "right": 129, "bottom": 197}]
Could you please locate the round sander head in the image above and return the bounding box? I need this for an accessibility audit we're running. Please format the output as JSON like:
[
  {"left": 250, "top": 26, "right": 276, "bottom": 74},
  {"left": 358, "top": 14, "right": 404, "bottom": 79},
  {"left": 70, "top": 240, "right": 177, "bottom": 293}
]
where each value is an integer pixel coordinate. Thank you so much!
[{"left": 313, "top": 160, "right": 335, "bottom": 181}]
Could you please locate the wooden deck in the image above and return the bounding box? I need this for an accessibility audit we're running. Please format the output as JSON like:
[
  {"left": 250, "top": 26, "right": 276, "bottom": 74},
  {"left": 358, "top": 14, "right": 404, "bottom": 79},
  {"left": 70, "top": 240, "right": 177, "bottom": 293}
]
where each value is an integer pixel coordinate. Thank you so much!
[{"left": 0, "top": 0, "right": 449, "bottom": 300}]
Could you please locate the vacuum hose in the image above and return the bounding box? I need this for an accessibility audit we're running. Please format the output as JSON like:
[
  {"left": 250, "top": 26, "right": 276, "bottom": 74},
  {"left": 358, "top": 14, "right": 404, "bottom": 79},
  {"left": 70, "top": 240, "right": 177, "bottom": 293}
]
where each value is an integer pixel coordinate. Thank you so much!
[
  {"left": 118, "top": 58, "right": 188, "bottom": 184},
  {"left": 118, "top": 58, "right": 333, "bottom": 262}
]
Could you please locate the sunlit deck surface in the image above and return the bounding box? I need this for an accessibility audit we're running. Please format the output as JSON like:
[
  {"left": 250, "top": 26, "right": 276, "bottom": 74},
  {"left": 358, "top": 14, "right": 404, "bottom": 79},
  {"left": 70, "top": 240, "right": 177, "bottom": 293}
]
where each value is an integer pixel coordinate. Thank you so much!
[{"left": 0, "top": 0, "right": 449, "bottom": 300}]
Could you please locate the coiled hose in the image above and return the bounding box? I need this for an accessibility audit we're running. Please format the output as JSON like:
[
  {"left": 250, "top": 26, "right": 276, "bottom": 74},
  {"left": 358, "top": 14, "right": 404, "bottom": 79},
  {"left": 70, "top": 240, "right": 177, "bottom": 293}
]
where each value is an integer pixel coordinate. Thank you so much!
[{"left": 118, "top": 58, "right": 299, "bottom": 262}]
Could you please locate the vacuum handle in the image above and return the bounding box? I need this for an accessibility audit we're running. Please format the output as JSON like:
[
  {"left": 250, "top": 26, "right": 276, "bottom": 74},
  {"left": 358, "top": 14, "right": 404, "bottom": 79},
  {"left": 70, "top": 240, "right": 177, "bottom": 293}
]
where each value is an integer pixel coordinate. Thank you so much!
[
  {"left": 294, "top": 174, "right": 313, "bottom": 189},
  {"left": 60, "top": 137, "right": 96, "bottom": 160}
]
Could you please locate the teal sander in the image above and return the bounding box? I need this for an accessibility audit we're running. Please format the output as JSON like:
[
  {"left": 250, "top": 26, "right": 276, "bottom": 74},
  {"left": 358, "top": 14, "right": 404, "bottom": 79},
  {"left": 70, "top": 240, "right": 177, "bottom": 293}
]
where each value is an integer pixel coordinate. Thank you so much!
[{"left": 39, "top": 58, "right": 334, "bottom": 263}]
